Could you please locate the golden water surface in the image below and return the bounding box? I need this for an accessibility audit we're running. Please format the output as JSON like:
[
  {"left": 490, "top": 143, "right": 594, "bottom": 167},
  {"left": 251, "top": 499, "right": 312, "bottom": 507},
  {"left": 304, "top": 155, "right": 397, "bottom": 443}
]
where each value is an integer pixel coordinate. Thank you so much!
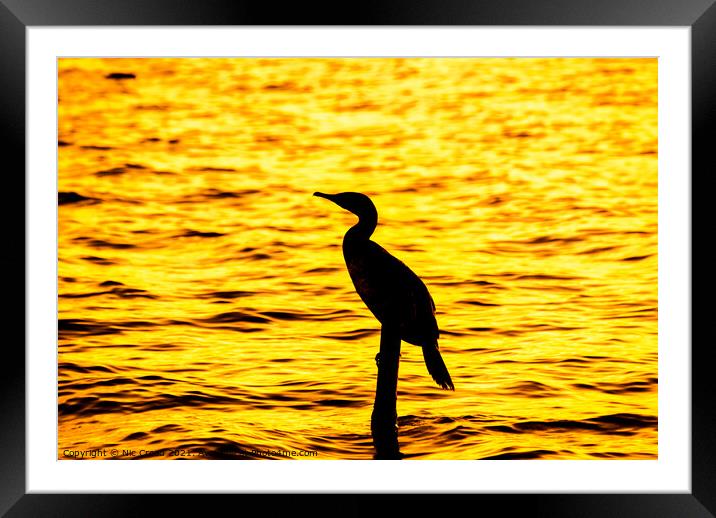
[{"left": 58, "top": 58, "right": 657, "bottom": 460}]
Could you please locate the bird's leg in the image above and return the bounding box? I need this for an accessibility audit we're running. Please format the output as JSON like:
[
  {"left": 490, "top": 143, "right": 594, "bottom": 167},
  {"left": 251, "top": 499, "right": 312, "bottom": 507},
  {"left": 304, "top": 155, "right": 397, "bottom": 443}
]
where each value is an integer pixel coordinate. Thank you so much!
[
  {"left": 371, "top": 324, "right": 402, "bottom": 459},
  {"left": 376, "top": 351, "right": 400, "bottom": 366}
]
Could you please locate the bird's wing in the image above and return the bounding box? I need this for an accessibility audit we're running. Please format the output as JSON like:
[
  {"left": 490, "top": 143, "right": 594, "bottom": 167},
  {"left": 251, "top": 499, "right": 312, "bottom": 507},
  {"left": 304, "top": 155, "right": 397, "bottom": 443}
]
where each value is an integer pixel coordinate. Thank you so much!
[{"left": 362, "top": 242, "right": 439, "bottom": 345}]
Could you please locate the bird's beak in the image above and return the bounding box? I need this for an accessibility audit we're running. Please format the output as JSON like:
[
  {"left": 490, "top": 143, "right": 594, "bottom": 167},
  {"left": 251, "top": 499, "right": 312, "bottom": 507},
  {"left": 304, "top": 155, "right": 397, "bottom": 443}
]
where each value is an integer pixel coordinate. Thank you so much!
[{"left": 313, "top": 192, "right": 334, "bottom": 201}]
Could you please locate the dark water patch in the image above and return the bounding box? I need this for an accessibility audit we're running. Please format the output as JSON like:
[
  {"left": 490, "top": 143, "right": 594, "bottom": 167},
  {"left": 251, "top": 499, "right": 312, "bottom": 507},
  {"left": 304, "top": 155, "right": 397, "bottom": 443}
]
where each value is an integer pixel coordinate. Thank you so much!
[
  {"left": 246, "top": 253, "right": 271, "bottom": 260},
  {"left": 59, "top": 191, "right": 100, "bottom": 205},
  {"left": 524, "top": 284, "right": 582, "bottom": 293},
  {"left": 572, "top": 380, "right": 656, "bottom": 394},
  {"left": 484, "top": 195, "right": 508, "bottom": 206},
  {"left": 81, "top": 145, "right": 113, "bottom": 150},
  {"left": 577, "top": 245, "right": 620, "bottom": 255},
  {"left": 514, "top": 274, "right": 582, "bottom": 281},
  {"left": 433, "top": 416, "right": 457, "bottom": 424},
  {"left": 99, "top": 280, "right": 124, "bottom": 287},
  {"left": 495, "top": 329, "right": 524, "bottom": 337},
  {"left": 525, "top": 236, "right": 583, "bottom": 245},
  {"left": 59, "top": 319, "right": 122, "bottom": 337},
  {"left": 255, "top": 134, "right": 283, "bottom": 143},
  {"left": 263, "top": 82, "right": 301, "bottom": 91},
  {"left": 261, "top": 309, "right": 353, "bottom": 322},
  {"left": 117, "top": 320, "right": 160, "bottom": 329},
  {"left": 431, "top": 279, "right": 500, "bottom": 288},
  {"left": 141, "top": 343, "right": 185, "bottom": 352},
  {"left": 264, "top": 226, "right": 295, "bottom": 234},
  {"left": 622, "top": 254, "right": 653, "bottom": 261},
  {"left": 507, "top": 380, "right": 562, "bottom": 398},
  {"left": 630, "top": 307, "right": 658, "bottom": 314},
  {"left": 200, "top": 290, "right": 255, "bottom": 300},
  {"left": 177, "top": 230, "right": 226, "bottom": 238},
  {"left": 317, "top": 399, "right": 364, "bottom": 408},
  {"left": 321, "top": 328, "right": 379, "bottom": 341},
  {"left": 201, "top": 188, "right": 260, "bottom": 199},
  {"left": 485, "top": 425, "right": 522, "bottom": 434},
  {"left": 94, "top": 164, "right": 176, "bottom": 180},
  {"left": 135, "top": 104, "right": 169, "bottom": 111},
  {"left": 520, "top": 323, "right": 584, "bottom": 332},
  {"left": 503, "top": 130, "right": 535, "bottom": 139},
  {"left": 467, "top": 327, "right": 496, "bottom": 332},
  {"left": 460, "top": 300, "right": 499, "bottom": 307},
  {"left": 554, "top": 357, "right": 591, "bottom": 364},
  {"left": 74, "top": 237, "right": 136, "bottom": 250},
  {"left": 67, "top": 341, "right": 127, "bottom": 355},
  {"left": 169, "top": 318, "right": 265, "bottom": 334},
  {"left": 589, "top": 229, "right": 651, "bottom": 236},
  {"left": 440, "top": 425, "right": 473, "bottom": 441},
  {"left": 123, "top": 431, "right": 149, "bottom": 441},
  {"left": 59, "top": 318, "right": 159, "bottom": 338},
  {"left": 58, "top": 140, "right": 72, "bottom": 146},
  {"left": 58, "top": 362, "right": 118, "bottom": 375},
  {"left": 95, "top": 168, "right": 126, "bottom": 177},
  {"left": 568, "top": 205, "right": 613, "bottom": 215},
  {"left": 200, "top": 311, "right": 271, "bottom": 325},
  {"left": 305, "top": 267, "right": 340, "bottom": 274},
  {"left": 591, "top": 413, "right": 657, "bottom": 428},
  {"left": 262, "top": 311, "right": 303, "bottom": 321},
  {"left": 142, "top": 137, "right": 162, "bottom": 143},
  {"left": 189, "top": 166, "right": 237, "bottom": 172},
  {"left": 58, "top": 397, "right": 123, "bottom": 417},
  {"left": 152, "top": 424, "right": 184, "bottom": 434},
  {"left": 60, "top": 287, "right": 155, "bottom": 300},
  {"left": 397, "top": 415, "right": 430, "bottom": 427},
  {"left": 59, "top": 377, "right": 136, "bottom": 391},
  {"left": 138, "top": 375, "right": 171, "bottom": 381},
  {"left": 60, "top": 390, "right": 247, "bottom": 418},
  {"left": 481, "top": 449, "right": 558, "bottom": 460},
  {"left": 106, "top": 72, "right": 136, "bottom": 80},
  {"left": 589, "top": 451, "right": 632, "bottom": 458},
  {"left": 497, "top": 413, "right": 657, "bottom": 435}
]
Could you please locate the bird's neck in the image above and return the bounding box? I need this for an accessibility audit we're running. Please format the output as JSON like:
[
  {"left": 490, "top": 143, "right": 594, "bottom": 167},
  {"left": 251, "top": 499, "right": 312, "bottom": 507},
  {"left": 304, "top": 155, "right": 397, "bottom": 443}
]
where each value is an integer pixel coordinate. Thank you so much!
[{"left": 345, "top": 212, "right": 377, "bottom": 242}]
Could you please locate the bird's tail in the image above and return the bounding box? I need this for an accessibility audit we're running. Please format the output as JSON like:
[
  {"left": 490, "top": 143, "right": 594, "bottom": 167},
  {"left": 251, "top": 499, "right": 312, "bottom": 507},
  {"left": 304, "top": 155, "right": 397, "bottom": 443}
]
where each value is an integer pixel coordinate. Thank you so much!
[{"left": 422, "top": 344, "right": 454, "bottom": 390}]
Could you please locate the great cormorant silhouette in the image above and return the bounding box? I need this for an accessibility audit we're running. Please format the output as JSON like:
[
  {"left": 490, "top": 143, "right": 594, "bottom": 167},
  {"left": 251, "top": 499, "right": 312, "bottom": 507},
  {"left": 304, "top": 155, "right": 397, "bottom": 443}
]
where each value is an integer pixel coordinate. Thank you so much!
[{"left": 314, "top": 191, "right": 454, "bottom": 390}]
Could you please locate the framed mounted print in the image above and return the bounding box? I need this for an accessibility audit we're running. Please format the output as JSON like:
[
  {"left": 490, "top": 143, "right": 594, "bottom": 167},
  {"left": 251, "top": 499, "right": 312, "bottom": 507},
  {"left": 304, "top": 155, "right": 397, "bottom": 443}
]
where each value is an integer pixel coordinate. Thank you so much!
[{"left": 4, "top": 0, "right": 712, "bottom": 515}]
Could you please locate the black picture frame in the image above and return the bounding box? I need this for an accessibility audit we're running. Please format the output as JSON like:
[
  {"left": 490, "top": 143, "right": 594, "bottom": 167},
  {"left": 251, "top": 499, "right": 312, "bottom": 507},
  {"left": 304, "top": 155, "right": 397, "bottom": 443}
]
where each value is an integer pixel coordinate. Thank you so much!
[{"left": 3, "top": 1, "right": 711, "bottom": 516}]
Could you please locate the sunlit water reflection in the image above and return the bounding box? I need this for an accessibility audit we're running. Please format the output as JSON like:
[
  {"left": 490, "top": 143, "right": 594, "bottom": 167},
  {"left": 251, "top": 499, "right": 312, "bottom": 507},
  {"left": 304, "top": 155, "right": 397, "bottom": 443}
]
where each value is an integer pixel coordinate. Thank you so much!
[{"left": 58, "top": 58, "right": 657, "bottom": 459}]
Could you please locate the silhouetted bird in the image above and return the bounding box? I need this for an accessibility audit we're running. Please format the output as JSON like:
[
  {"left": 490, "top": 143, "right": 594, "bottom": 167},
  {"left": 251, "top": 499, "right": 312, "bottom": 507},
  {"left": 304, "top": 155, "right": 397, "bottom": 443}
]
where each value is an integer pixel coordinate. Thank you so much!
[{"left": 314, "top": 192, "right": 454, "bottom": 390}]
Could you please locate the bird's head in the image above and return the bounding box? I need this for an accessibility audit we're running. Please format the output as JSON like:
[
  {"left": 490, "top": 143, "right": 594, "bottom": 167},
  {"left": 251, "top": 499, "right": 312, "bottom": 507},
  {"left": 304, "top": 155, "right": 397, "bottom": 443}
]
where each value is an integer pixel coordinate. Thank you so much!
[{"left": 313, "top": 191, "right": 377, "bottom": 221}]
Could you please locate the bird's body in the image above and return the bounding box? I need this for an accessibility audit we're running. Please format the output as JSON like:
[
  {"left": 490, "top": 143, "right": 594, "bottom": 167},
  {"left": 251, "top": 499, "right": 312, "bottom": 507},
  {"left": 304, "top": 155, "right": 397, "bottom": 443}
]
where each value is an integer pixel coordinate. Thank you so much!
[
  {"left": 315, "top": 191, "right": 454, "bottom": 390},
  {"left": 344, "top": 238, "right": 438, "bottom": 347}
]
